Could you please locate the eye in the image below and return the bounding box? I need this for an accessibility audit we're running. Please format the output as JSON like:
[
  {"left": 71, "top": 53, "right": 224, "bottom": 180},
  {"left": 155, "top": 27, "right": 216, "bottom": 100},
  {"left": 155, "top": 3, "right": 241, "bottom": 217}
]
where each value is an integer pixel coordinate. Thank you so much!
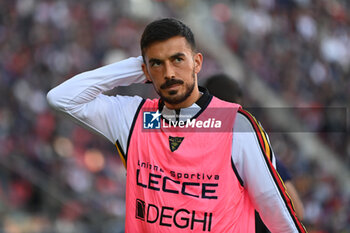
[
  {"left": 151, "top": 61, "right": 161, "bottom": 67},
  {"left": 174, "top": 57, "right": 183, "bottom": 63},
  {"left": 149, "top": 59, "right": 162, "bottom": 67}
]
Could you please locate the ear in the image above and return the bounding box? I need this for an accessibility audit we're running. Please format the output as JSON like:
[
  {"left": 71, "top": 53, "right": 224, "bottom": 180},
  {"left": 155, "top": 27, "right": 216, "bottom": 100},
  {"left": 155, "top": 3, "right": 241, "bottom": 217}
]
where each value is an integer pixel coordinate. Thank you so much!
[
  {"left": 142, "top": 62, "right": 152, "bottom": 82},
  {"left": 193, "top": 53, "right": 203, "bottom": 74}
]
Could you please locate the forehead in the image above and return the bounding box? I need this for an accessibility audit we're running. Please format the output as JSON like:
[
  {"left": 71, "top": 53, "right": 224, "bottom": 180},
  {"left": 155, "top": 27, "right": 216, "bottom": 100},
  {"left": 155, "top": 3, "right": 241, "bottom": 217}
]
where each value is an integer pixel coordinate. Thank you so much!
[{"left": 143, "top": 36, "right": 193, "bottom": 60}]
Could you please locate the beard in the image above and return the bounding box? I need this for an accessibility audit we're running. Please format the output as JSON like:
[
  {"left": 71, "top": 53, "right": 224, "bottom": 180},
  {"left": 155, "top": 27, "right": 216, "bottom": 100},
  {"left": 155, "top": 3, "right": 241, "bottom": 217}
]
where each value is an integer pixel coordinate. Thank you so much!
[{"left": 157, "top": 69, "right": 196, "bottom": 105}]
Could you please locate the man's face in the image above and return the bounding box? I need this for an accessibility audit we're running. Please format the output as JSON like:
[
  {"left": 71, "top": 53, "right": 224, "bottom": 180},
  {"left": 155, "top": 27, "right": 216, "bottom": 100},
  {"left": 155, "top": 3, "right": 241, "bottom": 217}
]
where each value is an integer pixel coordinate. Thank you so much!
[{"left": 142, "top": 36, "right": 203, "bottom": 108}]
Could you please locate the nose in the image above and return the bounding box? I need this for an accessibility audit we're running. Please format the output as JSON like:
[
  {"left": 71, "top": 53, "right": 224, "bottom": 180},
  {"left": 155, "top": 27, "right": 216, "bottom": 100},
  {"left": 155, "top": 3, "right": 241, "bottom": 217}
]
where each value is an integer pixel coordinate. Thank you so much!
[{"left": 164, "top": 61, "right": 175, "bottom": 79}]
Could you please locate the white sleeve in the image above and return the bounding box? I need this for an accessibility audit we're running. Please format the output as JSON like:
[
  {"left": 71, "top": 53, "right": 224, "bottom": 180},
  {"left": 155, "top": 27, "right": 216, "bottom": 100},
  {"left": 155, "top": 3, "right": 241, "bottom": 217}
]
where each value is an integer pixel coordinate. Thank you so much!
[
  {"left": 47, "top": 56, "right": 146, "bottom": 151},
  {"left": 232, "top": 112, "right": 305, "bottom": 233}
]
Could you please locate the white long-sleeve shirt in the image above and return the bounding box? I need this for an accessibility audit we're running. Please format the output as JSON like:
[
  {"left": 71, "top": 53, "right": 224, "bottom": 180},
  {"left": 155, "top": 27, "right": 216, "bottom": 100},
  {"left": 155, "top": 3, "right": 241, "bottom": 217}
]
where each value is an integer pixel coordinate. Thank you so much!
[{"left": 47, "top": 56, "right": 306, "bottom": 233}]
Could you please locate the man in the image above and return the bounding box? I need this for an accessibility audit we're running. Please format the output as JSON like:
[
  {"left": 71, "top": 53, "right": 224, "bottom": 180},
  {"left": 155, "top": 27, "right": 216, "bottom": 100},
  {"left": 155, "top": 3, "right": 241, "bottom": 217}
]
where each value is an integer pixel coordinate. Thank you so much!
[
  {"left": 47, "top": 18, "right": 306, "bottom": 232},
  {"left": 205, "top": 73, "right": 304, "bottom": 232}
]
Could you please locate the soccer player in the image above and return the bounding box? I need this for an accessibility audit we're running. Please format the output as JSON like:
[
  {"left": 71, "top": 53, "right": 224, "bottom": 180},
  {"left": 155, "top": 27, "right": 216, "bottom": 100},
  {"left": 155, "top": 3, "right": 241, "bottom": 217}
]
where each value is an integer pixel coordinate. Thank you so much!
[{"left": 47, "top": 18, "right": 306, "bottom": 232}]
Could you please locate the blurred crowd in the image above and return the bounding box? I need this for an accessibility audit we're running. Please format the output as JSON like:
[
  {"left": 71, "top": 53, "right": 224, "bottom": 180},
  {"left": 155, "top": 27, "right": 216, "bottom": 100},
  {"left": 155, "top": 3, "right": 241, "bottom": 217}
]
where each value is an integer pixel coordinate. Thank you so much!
[
  {"left": 0, "top": 0, "right": 349, "bottom": 232},
  {"left": 210, "top": 0, "right": 350, "bottom": 232},
  {"left": 218, "top": 0, "right": 349, "bottom": 159}
]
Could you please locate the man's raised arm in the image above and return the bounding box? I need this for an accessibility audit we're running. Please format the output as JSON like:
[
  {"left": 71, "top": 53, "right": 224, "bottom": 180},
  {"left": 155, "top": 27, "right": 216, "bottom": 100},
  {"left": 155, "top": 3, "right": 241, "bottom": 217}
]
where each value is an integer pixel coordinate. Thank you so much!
[{"left": 47, "top": 56, "right": 146, "bottom": 146}]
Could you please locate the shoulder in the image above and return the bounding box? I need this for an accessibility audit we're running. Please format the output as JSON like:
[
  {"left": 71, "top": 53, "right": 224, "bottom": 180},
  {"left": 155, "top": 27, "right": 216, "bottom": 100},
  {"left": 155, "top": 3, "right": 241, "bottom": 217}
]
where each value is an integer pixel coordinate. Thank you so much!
[
  {"left": 211, "top": 95, "right": 241, "bottom": 109},
  {"left": 233, "top": 109, "right": 257, "bottom": 133},
  {"left": 234, "top": 108, "right": 275, "bottom": 165}
]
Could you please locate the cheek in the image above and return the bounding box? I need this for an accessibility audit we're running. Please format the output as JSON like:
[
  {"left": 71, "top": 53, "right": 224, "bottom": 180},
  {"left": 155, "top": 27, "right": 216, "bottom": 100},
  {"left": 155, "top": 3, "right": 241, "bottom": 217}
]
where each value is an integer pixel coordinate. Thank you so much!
[
  {"left": 182, "top": 64, "right": 195, "bottom": 77},
  {"left": 148, "top": 65, "right": 165, "bottom": 77},
  {"left": 148, "top": 73, "right": 162, "bottom": 89},
  {"left": 176, "top": 61, "right": 192, "bottom": 73}
]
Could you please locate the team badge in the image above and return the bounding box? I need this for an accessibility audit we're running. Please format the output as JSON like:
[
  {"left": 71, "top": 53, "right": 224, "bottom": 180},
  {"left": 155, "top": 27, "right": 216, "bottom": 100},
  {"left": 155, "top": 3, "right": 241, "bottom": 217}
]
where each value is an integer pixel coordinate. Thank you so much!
[{"left": 169, "top": 136, "right": 184, "bottom": 152}]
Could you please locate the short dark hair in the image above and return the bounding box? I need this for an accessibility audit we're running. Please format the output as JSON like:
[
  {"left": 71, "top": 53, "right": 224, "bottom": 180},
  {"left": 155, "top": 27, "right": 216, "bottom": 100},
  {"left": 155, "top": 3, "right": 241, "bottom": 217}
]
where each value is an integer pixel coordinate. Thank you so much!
[{"left": 140, "top": 18, "right": 196, "bottom": 60}]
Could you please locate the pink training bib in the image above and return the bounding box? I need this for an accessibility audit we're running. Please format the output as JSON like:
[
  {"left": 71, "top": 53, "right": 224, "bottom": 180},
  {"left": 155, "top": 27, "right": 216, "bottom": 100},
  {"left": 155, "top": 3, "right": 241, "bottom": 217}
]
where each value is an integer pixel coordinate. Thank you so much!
[{"left": 124, "top": 97, "right": 255, "bottom": 232}]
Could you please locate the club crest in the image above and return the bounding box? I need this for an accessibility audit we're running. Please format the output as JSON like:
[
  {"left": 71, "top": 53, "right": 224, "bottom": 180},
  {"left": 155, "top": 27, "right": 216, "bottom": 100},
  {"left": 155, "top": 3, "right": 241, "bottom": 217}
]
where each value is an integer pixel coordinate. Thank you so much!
[{"left": 169, "top": 136, "right": 184, "bottom": 152}]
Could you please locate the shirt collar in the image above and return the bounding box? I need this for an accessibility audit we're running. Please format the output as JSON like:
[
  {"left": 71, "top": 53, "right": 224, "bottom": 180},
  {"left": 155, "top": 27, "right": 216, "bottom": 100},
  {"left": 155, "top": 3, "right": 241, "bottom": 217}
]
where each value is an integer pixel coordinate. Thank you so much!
[{"left": 158, "top": 86, "right": 212, "bottom": 122}]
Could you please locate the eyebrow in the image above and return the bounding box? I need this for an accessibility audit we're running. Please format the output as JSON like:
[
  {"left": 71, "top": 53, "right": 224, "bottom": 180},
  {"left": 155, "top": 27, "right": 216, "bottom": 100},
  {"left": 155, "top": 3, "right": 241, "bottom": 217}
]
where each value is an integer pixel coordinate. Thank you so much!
[
  {"left": 148, "top": 52, "right": 186, "bottom": 64},
  {"left": 170, "top": 52, "right": 186, "bottom": 59}
]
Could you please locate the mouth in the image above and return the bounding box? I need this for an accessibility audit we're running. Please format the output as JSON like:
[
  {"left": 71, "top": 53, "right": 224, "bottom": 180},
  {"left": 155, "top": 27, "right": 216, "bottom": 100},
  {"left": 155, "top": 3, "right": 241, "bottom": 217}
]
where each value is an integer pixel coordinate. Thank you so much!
[
  {"left": 161, "top": 79, "right": 184, "bottom": 90},
  {"left": 166, "top": 83, "right": 181, "bottom": 90}
]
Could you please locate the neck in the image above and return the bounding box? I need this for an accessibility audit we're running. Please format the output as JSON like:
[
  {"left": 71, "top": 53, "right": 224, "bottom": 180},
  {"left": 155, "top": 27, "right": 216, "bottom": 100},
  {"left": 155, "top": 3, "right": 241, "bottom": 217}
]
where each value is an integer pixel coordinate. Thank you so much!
[{"left": 164, "top": 86, "right": 201, "bottom": 110}]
